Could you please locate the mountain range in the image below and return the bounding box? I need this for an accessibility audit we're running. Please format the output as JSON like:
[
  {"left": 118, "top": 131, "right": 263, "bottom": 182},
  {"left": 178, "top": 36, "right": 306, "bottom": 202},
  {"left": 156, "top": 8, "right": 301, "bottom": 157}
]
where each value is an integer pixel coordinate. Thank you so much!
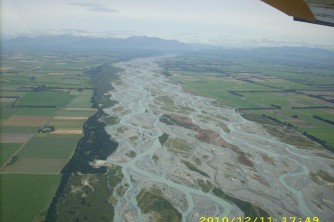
[
  {"left": 2, "top": 35, "right": 193, "bottom": 52},
  {"left": 2, "top": 35, "right": 334, "bottom": 69}
]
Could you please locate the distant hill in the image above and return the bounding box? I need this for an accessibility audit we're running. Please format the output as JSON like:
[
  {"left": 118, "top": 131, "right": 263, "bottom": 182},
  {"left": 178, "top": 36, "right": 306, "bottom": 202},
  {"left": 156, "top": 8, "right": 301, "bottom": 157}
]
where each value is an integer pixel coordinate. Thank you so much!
[
  {"left": 3, "top": 35, "right": 334, "bottom": 69},
  {"left": 1, "top": 35, "right": 193, "bottom": 52},
  {"left": 185, "top": 46, "right": 334, "bottom": 69}
]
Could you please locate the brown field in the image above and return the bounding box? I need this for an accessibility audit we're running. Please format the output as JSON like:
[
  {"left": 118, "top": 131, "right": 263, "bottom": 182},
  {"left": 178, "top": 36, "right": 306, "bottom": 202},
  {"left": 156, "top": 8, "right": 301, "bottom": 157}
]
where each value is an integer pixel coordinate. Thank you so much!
[
  {"left": 288, "top": 117, "right": 315, "bottom": 128},
  {"left": 0, "top": 98, "right": 17, "bottom": 102},
  {"left": 65, "top": 108, "right": 97, "bottom": 111},
  {"left": 51, "top": 130, "right": 82, "bottom": 134},
  {"left": 3, "top": 115, "right": 50, "bottom": 126},
  {"left": 288, "top": 97, "right": 331, "bottom": 108},
  {"left": 19, "top": 60, "right": 38, "bottom": 63},
  {"left": 0, "top": 66, "right": 14, "bottom": 71},
  {"left": 323, "top": 96, "right": 334, "bottom": 100},
  {"left": 48, "top": 72, "right": 65, "bottom": 75},
  {"left": 3, "top": 158, "right": 64, "bottom": 173},
  {"left": 228, "top": 79, "right": 246, "bottom": 83},
  {"left": 276, "top": 111, "right": 316, "bottom": 128},
  {"left": 54, "top": 116, "right": 88, "bottom": 120},
  {"left": 300, "top": 91, "right": 334, "bottom": 96},
  {"left": 0, "top": 133, "right": 34, "bottom": 143},
  {"left": 264, "top": 78, "right": 287, "bottom": 83},
  {"left": 323, "top": 109, "right": 334, "bottom": 115},
  {"left": 235, "top": 73, "right": 263, "bottom": 79}
]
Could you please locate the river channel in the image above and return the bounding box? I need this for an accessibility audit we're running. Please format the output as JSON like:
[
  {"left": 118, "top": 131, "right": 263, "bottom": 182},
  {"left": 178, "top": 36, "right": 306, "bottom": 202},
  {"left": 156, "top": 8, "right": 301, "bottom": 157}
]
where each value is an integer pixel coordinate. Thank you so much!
[{"left": 102, "top": 56, "right": 334, "bottom": 221}]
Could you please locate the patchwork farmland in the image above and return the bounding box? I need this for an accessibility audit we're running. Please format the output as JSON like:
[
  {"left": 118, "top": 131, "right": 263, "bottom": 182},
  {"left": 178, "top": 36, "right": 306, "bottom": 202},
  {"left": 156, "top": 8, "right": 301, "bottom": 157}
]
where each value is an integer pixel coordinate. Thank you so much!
[
  {"left": 2, "top": 45, "right": 334, "bottom": 221},
  {"left": 0, "top": 50, "right": 103, "bottom": 222},
  {"left": 165, "top": 52, "right": 334, "bottom": 151}
]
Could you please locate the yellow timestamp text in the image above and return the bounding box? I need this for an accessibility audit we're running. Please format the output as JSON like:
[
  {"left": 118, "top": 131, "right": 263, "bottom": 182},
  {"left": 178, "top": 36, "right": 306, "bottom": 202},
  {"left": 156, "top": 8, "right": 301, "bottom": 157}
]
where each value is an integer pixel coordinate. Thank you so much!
[
  {"left": 199, "top": 217, "right": 272, "bottom": 222},
  {"left": 199, "top": 216, "right": 320, "bottom": 222},
  {"left": 282, "top": 217, "right": 319, "bottom": 222}
]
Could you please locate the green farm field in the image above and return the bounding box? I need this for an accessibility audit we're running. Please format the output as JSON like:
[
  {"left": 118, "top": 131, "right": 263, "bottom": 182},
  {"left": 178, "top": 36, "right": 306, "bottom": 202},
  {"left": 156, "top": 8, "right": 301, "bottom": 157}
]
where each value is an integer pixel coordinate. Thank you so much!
[
  {"left": 3, "top": 134, "right": 82, "bottom": 173},
  {"left": 13, "top": 107, "right": 61, "bottom": 116},
  {"left": 0, "top": 126, "right": 40, "bottom": 134},
  {"left": 0, "top": 143, "right": 22, "bottom": 167},
  {"left": 16, "top": 91, "right": 74, "bottom": 107},
  {"left": 0, "top": 174, "right": 61, "bottom": 222},
  {"left": 17, "top": 134, "right": 81, "bottom": 160},
  {"left": 48, "top": 119, "right": 86, "bottom": 130},
  {"left": 167, "top": 52, "right": 334, "bottom": 151},
  {"left": 56, "top": 109, "right": 97, "bottom": 117},
  {"left": 0, "top": 50, "right": 105, "bottom": 222},
  {"left": 173, "top": 72, "right": 269, "bottom": 108},
  {"left": 0, "top": 105, "right": 61, "bottom": 118},
  {"left": 66, "top": 90, "right": 94, "bottom": 108}
]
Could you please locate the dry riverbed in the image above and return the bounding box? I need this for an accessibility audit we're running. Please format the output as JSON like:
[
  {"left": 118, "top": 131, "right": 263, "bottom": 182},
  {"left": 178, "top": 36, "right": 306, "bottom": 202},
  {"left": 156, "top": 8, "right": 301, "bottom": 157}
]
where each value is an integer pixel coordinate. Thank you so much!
[{"left": 98, "top": 56, "right": 334, "bottom": 221}]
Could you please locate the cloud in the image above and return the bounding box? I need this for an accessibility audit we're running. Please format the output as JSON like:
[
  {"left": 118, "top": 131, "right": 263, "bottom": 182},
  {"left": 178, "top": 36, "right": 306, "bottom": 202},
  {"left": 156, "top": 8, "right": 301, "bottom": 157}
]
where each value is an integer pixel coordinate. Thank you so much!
[
  {"left": 88, "top": 6, "right": 118, "bottom": 13},
  {"left": 70, "top": 2, "right": 118, "bottom": 13}
]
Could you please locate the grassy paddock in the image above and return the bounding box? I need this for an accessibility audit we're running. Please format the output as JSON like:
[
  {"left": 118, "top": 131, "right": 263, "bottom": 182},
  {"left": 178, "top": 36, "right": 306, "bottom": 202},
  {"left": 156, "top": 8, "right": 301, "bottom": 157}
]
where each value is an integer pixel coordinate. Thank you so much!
[
  {"left": 0, "top": 143, "right": 22, "bottom": 166},
  {"left": 3, "top": 134, "right": 81, "bottom": 173},
  {"left": 16, "top": 91, "right": 73, "bottom": 107},
  {"left": 18, "top": 134, "right": 81, "bottom": 160},
  {"left": 56, "top": 109, "right": 97, "bottom": 117},
  {"left": 66, "top": 90, "right": 94, "bottom": 108},
  {"left": 14, "top": 107, "right": 61, "bottom": 116},
  {"left": 48, "top": 119, "right": 86, "bottom": 130},
  {"left": 0, "top": 174, "right": 61, "bottom": 222},
  {"left": 167, "top": 53, "right": 334, "bottom": 152}
]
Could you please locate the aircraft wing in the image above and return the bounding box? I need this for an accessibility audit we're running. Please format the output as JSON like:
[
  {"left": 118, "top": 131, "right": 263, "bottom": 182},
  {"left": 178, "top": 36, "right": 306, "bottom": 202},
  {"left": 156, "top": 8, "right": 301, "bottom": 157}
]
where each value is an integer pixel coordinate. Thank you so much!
[{"left": 262, "top": 0, "right": 334, "bottom": 27}]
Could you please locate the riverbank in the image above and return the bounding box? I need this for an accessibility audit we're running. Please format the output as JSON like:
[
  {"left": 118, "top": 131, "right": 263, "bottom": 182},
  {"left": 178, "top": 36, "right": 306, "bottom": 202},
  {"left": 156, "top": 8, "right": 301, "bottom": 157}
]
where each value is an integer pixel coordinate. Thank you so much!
[{"left": 45, "top": 64, "right": 120, "bottom": 221}]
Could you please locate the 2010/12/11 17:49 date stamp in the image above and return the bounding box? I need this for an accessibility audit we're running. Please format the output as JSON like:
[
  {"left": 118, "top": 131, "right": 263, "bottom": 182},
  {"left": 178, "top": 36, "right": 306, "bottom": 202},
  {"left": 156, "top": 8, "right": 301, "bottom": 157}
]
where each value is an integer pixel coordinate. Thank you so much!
[{"left": 199, "top": 217, "right": 320, "bottom": 222}]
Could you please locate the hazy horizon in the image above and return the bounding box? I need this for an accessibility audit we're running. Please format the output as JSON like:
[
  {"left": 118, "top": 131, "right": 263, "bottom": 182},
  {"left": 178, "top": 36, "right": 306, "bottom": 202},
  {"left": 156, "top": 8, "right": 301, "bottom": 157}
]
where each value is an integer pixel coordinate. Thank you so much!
[{"left": 2, "top": 0, "right": 334, "bottom": 49}]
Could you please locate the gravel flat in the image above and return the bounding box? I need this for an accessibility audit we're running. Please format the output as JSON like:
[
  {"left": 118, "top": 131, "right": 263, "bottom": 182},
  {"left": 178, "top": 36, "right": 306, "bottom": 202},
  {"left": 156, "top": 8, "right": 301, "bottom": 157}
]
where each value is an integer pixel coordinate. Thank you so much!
[{"left": 99, "top": 56, "right": 334, "bottom": 221}]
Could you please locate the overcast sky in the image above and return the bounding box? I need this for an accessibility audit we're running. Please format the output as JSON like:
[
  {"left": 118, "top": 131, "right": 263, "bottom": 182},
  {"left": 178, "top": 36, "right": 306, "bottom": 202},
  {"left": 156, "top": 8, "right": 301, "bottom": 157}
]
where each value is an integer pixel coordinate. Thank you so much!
[{"left": 2, "top": 0, "right": 334, "bottom": 48}]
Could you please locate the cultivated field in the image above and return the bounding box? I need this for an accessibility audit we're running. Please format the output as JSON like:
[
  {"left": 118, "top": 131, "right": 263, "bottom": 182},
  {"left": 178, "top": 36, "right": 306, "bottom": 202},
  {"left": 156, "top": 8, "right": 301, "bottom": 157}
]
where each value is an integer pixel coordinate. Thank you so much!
[
  {"left": 0, "top": 143, "right": 21, "bottom": 166},
  {"left": 2, "top": 115, "right": 50, "bottom": 126},
  {"left": 0, "top": 50, "right": 105, "bottom": 221},
  {"left": 16, "top": 91, "right": 74, "bottom": 107},
  {"left": 167, "top": 51, "right": 334, "bottom": 150},
  {"left": 2, "top": 46, "right": 333, "bottom": 221},
  {"left": 0, "top": 174, "right": 61, "bottom": 222}
]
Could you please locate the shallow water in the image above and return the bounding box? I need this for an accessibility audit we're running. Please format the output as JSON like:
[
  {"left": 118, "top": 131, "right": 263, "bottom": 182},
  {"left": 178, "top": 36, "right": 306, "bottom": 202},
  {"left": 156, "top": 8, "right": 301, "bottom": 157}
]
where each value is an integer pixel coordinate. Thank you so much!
[{"left": 102, "top": 56, "right": 334, "bottom": 221}]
